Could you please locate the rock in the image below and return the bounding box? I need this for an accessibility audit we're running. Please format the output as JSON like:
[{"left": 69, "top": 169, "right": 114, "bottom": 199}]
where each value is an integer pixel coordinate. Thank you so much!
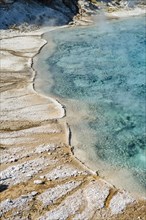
[
  {"left": 0, "top": 0, "right": 79, "bottom": 29},
  {"left": 0, "top": 157, "right": 57, "bottom": 186},
  {"left": 34, "top": 180, "right": 44, "bottom": 185},
  {"left": 37, "top": 180, "right": 82, "bottom": 206},
  {"left": 31, "top": 191, "right": 38, "bottom": 196},
  {"left": 109, "top": 190, "right": 135, "bottom": 214},
  {"left": 21, "top": 195, "right": 28, "bottom": 199},
  {"left": 45, "top": 164, "right": 88, "bottom": 181},
  {"left": 26, "top": 173, "right": 32, "bottom": 177},
  {"left": 0, "top": 193, "right": 34, "bottom": 216},
  {"left": 39, "top": 175, "right": 45, "bottom": 179}
]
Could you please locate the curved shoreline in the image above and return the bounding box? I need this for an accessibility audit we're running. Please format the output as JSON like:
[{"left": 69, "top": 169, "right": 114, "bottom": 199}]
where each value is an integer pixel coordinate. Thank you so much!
[
  {"left": 33, "top": 26, "right": 98, "bottom": 175},
  {"left": 34, "top": 13, "right": 146, "bottom": 198}
]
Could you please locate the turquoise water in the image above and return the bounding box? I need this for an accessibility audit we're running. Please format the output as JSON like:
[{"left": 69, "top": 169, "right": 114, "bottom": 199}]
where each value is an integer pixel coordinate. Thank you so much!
[{"left": 36, "top": 16, "right": 146, "bottom": 196}]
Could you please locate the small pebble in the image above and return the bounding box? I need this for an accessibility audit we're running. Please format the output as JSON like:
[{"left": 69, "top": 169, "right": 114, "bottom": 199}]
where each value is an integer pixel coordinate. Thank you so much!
[
  {"left": 31, "top": 191, "right": 38, "bottom": 196},
  {"left": 9, "top": 199, "right": 13, "bottom": 204},
  {"left": 26, "top": 173, "right": 32, "bottom": 177},
  {"left": 40, "top": 175, "right": 45, "bottom": 179},
  {"left": 21, "top": 195, "right": 28, "bottom": 199},
  {"left": 54, "top": 177, "right": 59, "bottom": 180},
  {"left": 34, "top": 180, "right": 44, "bottom": 185}
]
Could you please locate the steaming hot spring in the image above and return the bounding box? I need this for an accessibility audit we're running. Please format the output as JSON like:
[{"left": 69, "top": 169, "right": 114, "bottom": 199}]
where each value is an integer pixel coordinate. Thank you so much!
[{"left": 35, "top": 15, "right": 146, "bottom": 197}]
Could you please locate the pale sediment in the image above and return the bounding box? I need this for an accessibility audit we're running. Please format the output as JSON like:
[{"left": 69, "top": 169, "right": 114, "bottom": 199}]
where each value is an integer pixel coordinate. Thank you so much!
[
  {"left": 105, "top": 7, "right": 146, "bottom": 18},
  {"left": 0, "top": 24, "right": 145, "bottom": 220}
]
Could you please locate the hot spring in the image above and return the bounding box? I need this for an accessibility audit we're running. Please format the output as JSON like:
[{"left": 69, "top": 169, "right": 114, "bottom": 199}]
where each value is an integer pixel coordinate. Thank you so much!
[{"left": 35, "top": 15, "right": 146, "bottom": 197}]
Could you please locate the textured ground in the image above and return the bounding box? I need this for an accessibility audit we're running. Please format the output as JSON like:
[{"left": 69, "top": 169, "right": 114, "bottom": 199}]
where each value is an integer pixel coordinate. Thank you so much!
[{"left": 0, "top": 26, "right": 146, "bottom": 219}]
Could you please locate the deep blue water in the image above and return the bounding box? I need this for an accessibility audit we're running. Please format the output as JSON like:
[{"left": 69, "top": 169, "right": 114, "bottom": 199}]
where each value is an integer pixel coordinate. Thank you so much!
[{"left": 36, "top": 16, "right": 146, "bottom": 195}]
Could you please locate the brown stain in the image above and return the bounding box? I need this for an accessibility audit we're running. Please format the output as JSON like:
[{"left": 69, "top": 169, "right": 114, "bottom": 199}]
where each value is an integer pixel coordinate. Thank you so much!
[{"left": 104, "top": 188, "right": 118, "bottom": 208}]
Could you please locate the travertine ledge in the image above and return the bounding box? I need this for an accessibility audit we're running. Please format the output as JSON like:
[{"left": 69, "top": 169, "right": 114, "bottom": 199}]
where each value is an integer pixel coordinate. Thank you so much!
[{"left": 0, "top": 26, "right": 145, "bottom": 220}]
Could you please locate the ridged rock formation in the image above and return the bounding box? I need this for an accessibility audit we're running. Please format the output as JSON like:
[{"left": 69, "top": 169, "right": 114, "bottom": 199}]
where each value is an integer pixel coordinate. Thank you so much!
[
  {"left": 0, "top": 0, "right": 79, "bottom": 29},
  {"left": 0, "top": 0, "right": 145, "bottom": 29}
]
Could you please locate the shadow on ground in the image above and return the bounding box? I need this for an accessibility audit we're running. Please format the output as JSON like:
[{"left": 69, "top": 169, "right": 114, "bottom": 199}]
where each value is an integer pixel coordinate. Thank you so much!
[{"left": 0, "top": 0, "right": 78, "bottom": 29}]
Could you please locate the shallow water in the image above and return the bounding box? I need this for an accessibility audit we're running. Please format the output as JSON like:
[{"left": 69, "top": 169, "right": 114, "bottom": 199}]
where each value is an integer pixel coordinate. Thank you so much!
[{"left": 35, "top": 16, "right": 146, "bottom": 197}]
